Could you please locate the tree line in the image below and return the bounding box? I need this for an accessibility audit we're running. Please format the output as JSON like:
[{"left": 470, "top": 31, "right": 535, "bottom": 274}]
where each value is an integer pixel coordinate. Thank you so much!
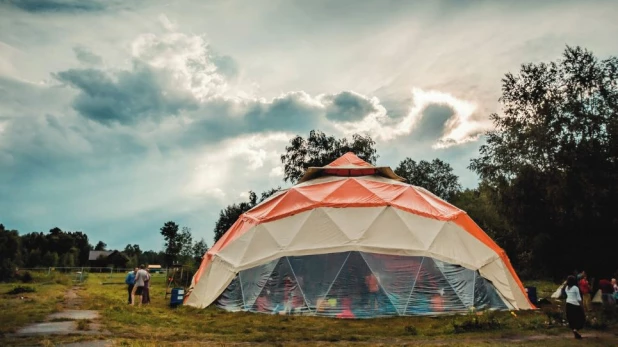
[{"left": 0, "top": 221, "right": 208, "bottom": 280}]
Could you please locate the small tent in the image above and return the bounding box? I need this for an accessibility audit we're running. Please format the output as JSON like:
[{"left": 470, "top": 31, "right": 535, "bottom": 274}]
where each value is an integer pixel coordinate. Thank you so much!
[
  {"left": 592, "top": 290, "right": 603, "bottom": 304},
  {"left": 551, "top": 282, "right": 566, "bottom": 299},
  {"left": 185, "top": 153, "right": 534, "bottom": 317}
]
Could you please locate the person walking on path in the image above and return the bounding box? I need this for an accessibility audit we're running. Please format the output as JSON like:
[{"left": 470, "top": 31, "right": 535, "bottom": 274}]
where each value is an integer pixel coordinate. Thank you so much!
[
  {"left": 565, "top": 275, "right": 585, "bottom": 339},
  {"left": 142, "top": 268, "right": 151, "bottom": 305},
  {"left": 132, "top": 264, "right": 148, "bottom": 307},
  {"left": 125, "top": 268, "right": 137, "bottom": 304}
]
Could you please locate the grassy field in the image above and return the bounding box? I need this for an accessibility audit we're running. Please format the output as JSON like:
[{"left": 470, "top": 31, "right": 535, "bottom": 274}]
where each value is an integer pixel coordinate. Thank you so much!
[
  {"left": 0, "top": 272, "right": 72, "bottom": 336},
  {"left": 1, "top": 272, "right": 617, "bottom": 346}
]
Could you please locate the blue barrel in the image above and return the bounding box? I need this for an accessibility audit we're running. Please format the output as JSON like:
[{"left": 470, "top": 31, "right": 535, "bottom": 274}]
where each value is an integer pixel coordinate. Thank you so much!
[
  {"left": 170, "top": 288, "right": 185, "bottom": 308},
  {"left": 525, "top": 287, "right": 537, "bottom": 305}
]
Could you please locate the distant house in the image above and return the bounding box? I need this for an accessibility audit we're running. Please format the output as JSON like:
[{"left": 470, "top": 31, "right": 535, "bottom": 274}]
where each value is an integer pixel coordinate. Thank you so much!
[
  {"left": 88, "top": 251, "right": 112, "bottom": 262},
  {"left": 148, "top": 264, "right": 162, "bottom": 273},
  {"left": 88, "top": 250, "right": 130, "bottom": 268}
]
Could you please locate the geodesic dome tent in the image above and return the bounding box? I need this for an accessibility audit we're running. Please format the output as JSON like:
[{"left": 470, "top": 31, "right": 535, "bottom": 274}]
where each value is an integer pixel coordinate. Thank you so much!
[{"left": 185, "top": 153, "right": 533, "bottom": 317}]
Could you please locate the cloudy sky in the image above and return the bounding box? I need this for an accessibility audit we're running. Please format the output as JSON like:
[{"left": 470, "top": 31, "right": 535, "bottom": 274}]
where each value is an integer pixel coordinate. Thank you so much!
[{"left": 1, "top": 0, "right": 616, "bottom": 251}]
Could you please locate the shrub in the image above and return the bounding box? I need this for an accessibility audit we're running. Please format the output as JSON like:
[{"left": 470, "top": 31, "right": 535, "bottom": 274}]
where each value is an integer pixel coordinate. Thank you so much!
[
  {"left": 544, "top": 309, "right": 564, "bottom": 323},
  {"left": 518, "top": 315, "right": 550, "bottom": 330},
  {"left": 586, "top": 316, "right": 610, "bottom": 330},
  {"left": 20, "top": 271, "right": 33, "bottom": 283},
  {"left": 76, "top": 320, "right": 90, "bottom": 331},
  {"left": 404, "top": 325, "right": 418, "bottom": 335},
  {"left": 7, "top": 285, "right": 36, "bottom": 295},
  {"left": 452, "top": 312, "right": 502, "bottom": 333}
]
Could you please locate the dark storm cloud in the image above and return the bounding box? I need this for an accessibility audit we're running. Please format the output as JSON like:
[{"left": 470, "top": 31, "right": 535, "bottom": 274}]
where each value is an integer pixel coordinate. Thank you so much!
[
  {"left": 54, "top": 64, "right": 199, "bottom": 125},
  {"left": 3, "top": 0, "right": 106, "bottom": 13},
  {"left": 73, "top": 46, "right": 102, "bottom": 65},
  {"left": 413, "top": 104, "right": 455, "bottom": 141},
  {"left": 323, "top": 91, "right": 378, "bottom": 122},
  {"left": 179, "top": 92, "right": 323, "bottom": 146}
]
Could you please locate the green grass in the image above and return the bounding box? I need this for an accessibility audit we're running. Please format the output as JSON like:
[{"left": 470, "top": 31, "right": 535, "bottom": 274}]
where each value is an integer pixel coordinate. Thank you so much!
[
  {"left": 76, "top": 319, "right": 90, "bottom": 331},
  {"left": 0, "top": 272, "right": 71, "bottom": 335},
  {"left": 2, "top": 273, "right": 617, "bottom": 346},
  {"left": 75, "top": 274, "right": 617, "bottom": 345}
]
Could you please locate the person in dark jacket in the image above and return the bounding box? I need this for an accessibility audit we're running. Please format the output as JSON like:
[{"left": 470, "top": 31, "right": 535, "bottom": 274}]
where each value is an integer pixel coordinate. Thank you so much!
[
  {"left": 142, "top": 268, "right": 151, "bottom": 305},
  {"left": 125, "top": 268, "right": 137, "bottom": 304}
]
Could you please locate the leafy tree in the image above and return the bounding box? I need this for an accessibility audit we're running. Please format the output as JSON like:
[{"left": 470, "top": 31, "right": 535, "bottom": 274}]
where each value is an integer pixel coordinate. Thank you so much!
[
  {"left": 192, "top": 238, "right": 208, "bottom": 264},
  {"left": 394, "top": 158, "right": 461, "bottom": 201},
  {"left": 469, "top": 46, "right": 618, "bottom": 277},
  {"left": 94, "top": 241, "right": 107, "bottom": 251},
  {"left": 123, "top": 244, "right": 142, "bottom": 257},
  {"left": 281, "top": 130, "right": 378, "bottom": 183},
  {"left": 260, "top": 187, "right": 282, "bottom": 202},
  {"left": 160, "top": 221, "right": 181, "bottom": 266},
  {"left": 179, "top": 227, "right": 194, "bottom": 260},
  {"left": 42, "top": 251, "right": 59, "bottom": 267},
  {"left": 26, "top": 249, "right": 42, "bottom": 268},
  {"left": 213, "top": 188, "right": 281, "bottom": 244},
  {"left": 141, "top": 250, "right": 165, "bottom": 266},
  {"left": 0, "top": 224, "right": 21, "bottom": 280}
]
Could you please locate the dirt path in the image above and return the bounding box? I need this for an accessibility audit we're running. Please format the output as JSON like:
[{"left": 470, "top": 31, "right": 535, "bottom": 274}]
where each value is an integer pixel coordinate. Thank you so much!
[
  {"left": 142, "top": 330, "right": 618, "bottom": 346},
  {"left": 9, "top": 285, "right": 111, "bottom": 345}
]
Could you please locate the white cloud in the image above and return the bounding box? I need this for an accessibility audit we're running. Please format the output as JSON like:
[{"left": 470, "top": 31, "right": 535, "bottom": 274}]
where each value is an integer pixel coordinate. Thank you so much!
[
  {"left": 131, "top": 31, "right": 228, "bottom": 101},
  {"left": 332, "top": 88, "right": 491, "bottom": 148},
  {"left": 269, "top": 166, "right": 284, "bottom": 178},
  {"left": 187, "top": 132, "right": 292, "bottom": 200},
  {"left": 158, "top": 13, "right": 177, "bottom": 32}
]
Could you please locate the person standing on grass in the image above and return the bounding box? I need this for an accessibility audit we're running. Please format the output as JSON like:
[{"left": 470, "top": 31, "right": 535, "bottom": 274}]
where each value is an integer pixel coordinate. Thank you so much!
[
  {"left": 125, "top": 268, "right": 137, "bottom": 304},
  {"left": 565, "top": 275, "right": 585, "bottom": 339},
  {"left": 132, "top": 264, "right": 148, "bottom": 307},
  {"left": 142, "top": 267, "right": 151, "bottom": 305},
  {"left": 598, "top": 278, "right": 615, "bottom": 307}
]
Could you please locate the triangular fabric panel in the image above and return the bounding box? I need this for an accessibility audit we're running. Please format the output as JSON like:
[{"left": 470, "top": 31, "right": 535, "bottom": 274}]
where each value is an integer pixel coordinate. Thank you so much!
[
  {"left": 361, "top": 207, "right": 425, "bottom": 250},
  {"left": 262, "top": 188, "right": 316, "bottom": 219},
  {"left": 262, "top": 209, "right": 312, "bottom": 249},
  {"left": 245, "top": 194, "right": 286, "bottom": 221},
  {"left": 295, "top": 180, "right": 348, "bottom": 202},
  {"left": 249, "top": 257, "right": 310, "bottom": 314},
  {"left": 322, "top": 251, "right": 398, "bottom": 318},
  {"left": 414, "top": 187, "right": 461, "bottom": 218},
  {"left": 393, "top": 208, "right": 445, "bottom": 250},
  {"left": 427, "top": 222, "right": 479, "bottom": 268},
  {"left": 322, "top": 179, "right": 384, "bottom": 205},
  {"left": 405, "top": 257, "right": 467, "bottom": 315},
  {"left": 433, "top": 258, "right": 475, "bottom": 309},
  {"left": 216, "top": 228, "right": 256, "bottom": 266},
  {"left": 323, "top": 207, "right": 385, "bottom": 241},
  {"left": 356, "top": 179, "right": 408, "bottom": 201},
  {"left": 287, "top": 208, "right": 350, "bottom": 251},
  {"left": 360, "top": 252, "right": 423, "bottom": 315},
  {"left": 215, "top": 274, "right": 243, "bottom": 311},
  {"left": 391, "top": 187, "right": 443, "bottom": 218},
  {"left": 327, "top": 152, "right": 374, "bottom": 168},
  {"left": 473, "top": 272, "right": 509, "bottom": 310},
  {"left": 287, "top": 252, "right": 350, "bottom": 311},
  {"left": 238, "top": 258, "right": 279, "bottom": 310},
  {"left": 240, "top": 225, "right": 282, "bottom": 266}
]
